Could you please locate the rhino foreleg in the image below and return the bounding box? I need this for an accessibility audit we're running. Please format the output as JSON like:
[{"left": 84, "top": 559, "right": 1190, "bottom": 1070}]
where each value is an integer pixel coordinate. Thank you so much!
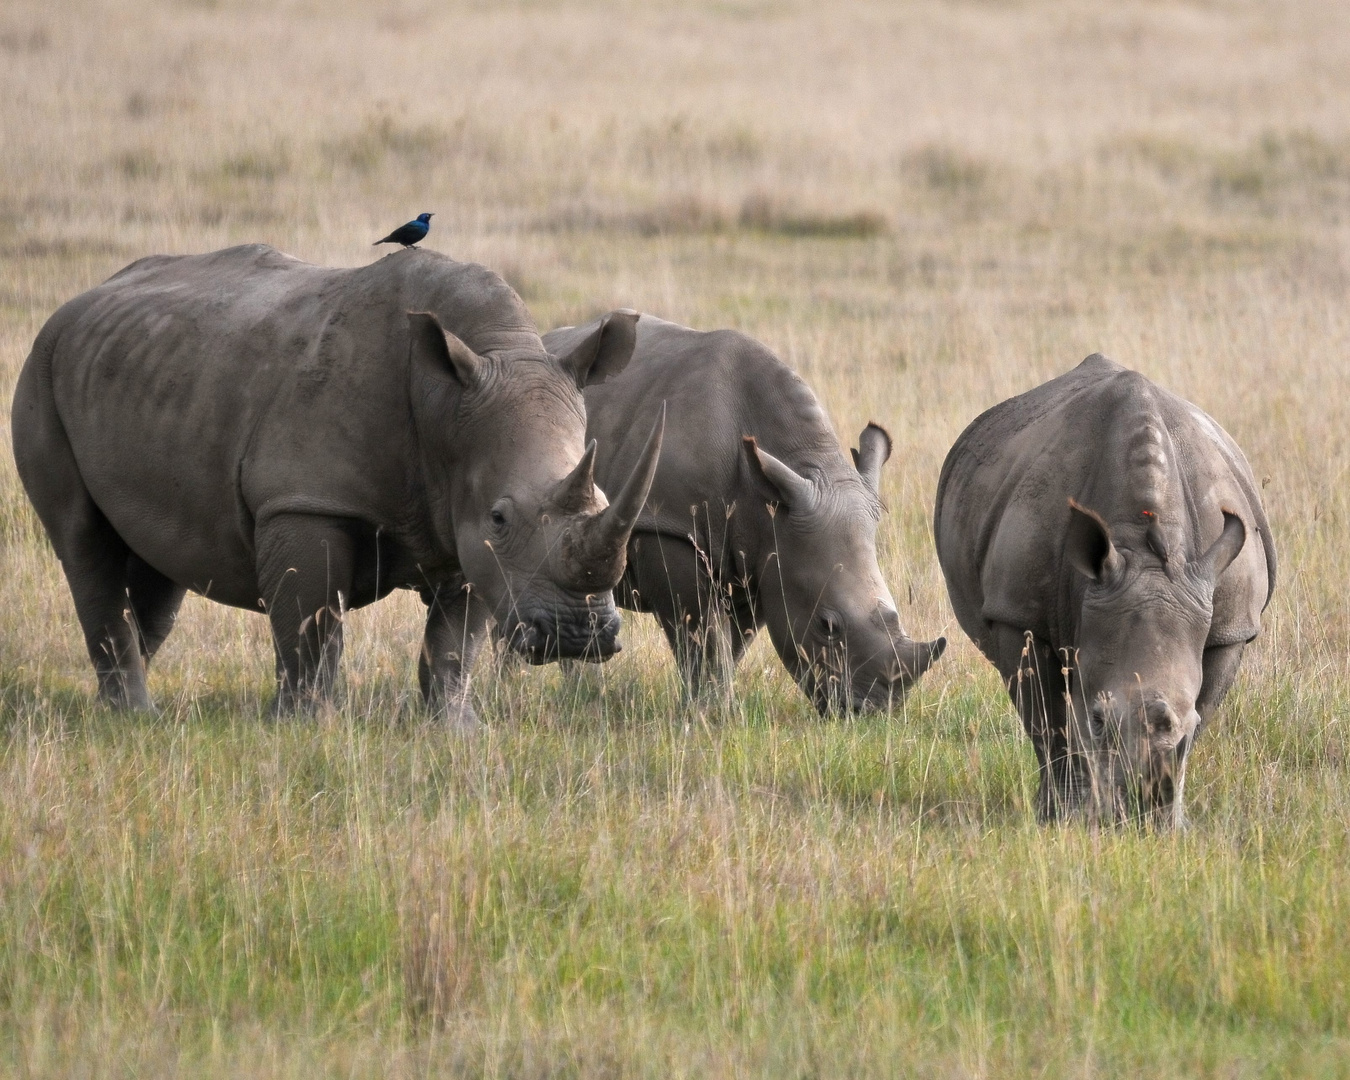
[
  {"left": 1197, "top": 641, "right": 1248, "bottom": 732},
  {"left": 622, "top": 533, "right": 746, "bottom": 704},
  {"left": 257, "top": 515, "right": 355, "bottom": 713},
  {"left": 418, "top": 582, "right": 492, "bottom": 730},
  {"left": 986, "top": 624, "right": 1087, "bottom": 822}
]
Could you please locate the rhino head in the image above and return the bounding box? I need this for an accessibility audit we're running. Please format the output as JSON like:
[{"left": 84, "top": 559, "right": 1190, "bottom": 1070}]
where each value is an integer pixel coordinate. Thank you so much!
[
  {"left": 743, "top": 424, "right": 946, "bottom": 713},
  {"left": 1064, "top": 499, "right": 1247, "bottom": 827},
  {"left": 408, "top": 310, "right": 662, "bottom": 663}
]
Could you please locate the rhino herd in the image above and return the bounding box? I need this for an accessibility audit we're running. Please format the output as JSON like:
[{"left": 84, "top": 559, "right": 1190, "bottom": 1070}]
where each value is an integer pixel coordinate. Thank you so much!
[{"left": 10, "top": 244, "right": 1274, "bottom": 827}]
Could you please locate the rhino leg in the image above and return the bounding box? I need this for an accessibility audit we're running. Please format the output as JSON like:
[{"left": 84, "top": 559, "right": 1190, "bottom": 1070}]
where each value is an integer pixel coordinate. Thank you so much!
[
  {"left": 64, "top": 520, "right": 153, "bottom": 710},
  {"left": 127, "top": 554, "right": 186, "bottom": 663},
  {"left": 987, "top": 624, "right": 1089, "bottom": 822},
  {"left": 417, "top": 583, "right": 492, "bottom": 730},
  {"left": 257, "top": 515, "right": 354, "bottom": 713},
  {"left": 13, "top": 355, "right": 153, "bottom": 709},
  {"left": 1197, "top": 641, "right": 1247, "bottom": 730},
  {"left": 621, "top": 533, "right": 748, "bottom": 701}
]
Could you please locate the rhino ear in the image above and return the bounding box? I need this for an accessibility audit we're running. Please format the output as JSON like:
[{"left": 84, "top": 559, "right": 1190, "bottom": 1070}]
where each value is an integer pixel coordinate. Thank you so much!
[
  {"left": 852, "top": 422, "right": 892, "bottom": 493},
  {"left": 408, "top": 311, "right": 481, "bottom": 388},
  {"left": 743, "top": 436, "right": 818, "bottom": 512},
  {"left": 1065, "top": 499, "right": 1123, "bottom": 583},
  {"left": 555, "top": 310, "right": 640, "bottom": 390},
  {"left": 1192, "top": 510, "right": 1246, "bottom": 586}
]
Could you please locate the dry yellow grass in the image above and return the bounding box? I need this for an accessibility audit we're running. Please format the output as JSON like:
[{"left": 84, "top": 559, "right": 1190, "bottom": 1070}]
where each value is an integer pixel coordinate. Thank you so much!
[{"left": 3, "top": 0, "right": 1350, "bottom": 1076}]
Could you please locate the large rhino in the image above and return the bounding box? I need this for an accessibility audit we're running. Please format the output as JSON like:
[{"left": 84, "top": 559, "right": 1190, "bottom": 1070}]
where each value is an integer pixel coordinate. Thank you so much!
[
  {"left": 935, "top": 354, "right": 1275, "bottom": 825},
  {"left": 11, "top": 245, "right": 663, "bottom": 724},
  {"left": 542, "top": 313, "right": 946, "bottom": 712}
]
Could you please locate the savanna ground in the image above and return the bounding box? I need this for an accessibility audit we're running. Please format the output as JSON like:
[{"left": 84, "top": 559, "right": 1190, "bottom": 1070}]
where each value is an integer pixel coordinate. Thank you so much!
[{"left": 2, "top": 0, "right": 1350, "bottom": 1075}]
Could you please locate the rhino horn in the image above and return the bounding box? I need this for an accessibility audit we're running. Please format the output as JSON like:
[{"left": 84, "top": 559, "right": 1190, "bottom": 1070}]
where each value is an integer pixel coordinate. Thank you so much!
[
  {"left": 554, "top": 440, "right": 599, "bottom": 513},
  {"left": 743, "top": 437, "right": 818, "bottom": 512},
  {"left": 1065, "top": 498, "right": 1124, "bottom": 583},
  {"left": 555, "top": 310, "right": 640, "bottom": 389},
  {"left": 851, "top": 422, "right": 893, "bottom": 494},
  {"left": 585, "top": 404, "right": 665, "bottom": 553},
  {"left": 891, "top": 634, "right": 947, "bottom": 683},
  {"left": 1190, "top": 510, "right": 1246, "bottom": 587}
]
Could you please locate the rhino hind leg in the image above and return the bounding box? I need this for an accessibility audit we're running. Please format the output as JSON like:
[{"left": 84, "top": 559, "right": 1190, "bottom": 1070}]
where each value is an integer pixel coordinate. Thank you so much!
[
  {"left": 63, "top": 516, "right": 154, "bottom": 710},
  {"left": 256, "top": 515, "right": 355, "bottom": 713},
  {"left": 418, "top": 582, "right": 493, "bottom": 730},
  {"left": 127, "top": 554, "right": 187, "bottom": 663},
  {"left": 621, "top": 533, "right": 749, "bottom": 703},
  {"left": 987, "top": 623, "right": 1088, "bottom": 822},
  {"left": 11, "top": 371, "right": 151, "bottom": 709}
]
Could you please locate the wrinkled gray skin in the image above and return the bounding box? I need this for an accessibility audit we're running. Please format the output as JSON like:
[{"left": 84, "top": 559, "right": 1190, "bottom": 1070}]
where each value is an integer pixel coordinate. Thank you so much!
[
  {"left": 935, "top": 354, "right": 1275, "bottom": 826},
  {"left": 543, "top": 313, "right": 946, "bottom": 713},
  {"left": 11, "top": 245, "right": 663, "bottom": 725}
]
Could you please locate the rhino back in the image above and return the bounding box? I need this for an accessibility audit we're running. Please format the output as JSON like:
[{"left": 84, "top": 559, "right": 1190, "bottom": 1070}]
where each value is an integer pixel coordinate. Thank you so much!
[
  {"left": 578, "top": 315, "right": 852, "bottom": 553},
  {"left": 41, "top": 245, "right": 542, "bottom": 605},
  {"left": 936, "top": 354, "right": 1274, "bottom": 653}
]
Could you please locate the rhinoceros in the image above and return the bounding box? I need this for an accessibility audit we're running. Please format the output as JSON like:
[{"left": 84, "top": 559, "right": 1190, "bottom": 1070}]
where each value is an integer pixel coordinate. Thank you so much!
[
  {"left": 542, "top": 313, "right": 946, "bottom": 712},
  {"left": 11, "top": 245, "right": 663, "bottom": 724},
  {"left": 934, "top": 354, "right": 1275, "bottom": 825}
]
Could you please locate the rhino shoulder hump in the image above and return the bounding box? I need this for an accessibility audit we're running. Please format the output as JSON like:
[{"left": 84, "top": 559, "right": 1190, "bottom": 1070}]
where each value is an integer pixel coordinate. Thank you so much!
[{"left": 1076, "top": 352, "right": 1124, "bottom": 375}]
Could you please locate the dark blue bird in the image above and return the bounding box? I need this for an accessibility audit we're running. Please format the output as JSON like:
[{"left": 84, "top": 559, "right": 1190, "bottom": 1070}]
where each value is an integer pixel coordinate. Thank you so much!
[{"left": 373, "top": 212, "right": 434, "bottom": 248}]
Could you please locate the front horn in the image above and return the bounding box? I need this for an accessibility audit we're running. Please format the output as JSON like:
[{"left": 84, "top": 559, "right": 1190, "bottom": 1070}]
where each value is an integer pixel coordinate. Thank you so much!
[{"left": 892, "top": 634, "right": 947, "bottom": 683}]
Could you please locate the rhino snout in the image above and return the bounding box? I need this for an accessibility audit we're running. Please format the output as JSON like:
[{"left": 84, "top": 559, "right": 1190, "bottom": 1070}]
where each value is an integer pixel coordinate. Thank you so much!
[
  {"left": 1089, "top": 692, "right": 1197, "bottom": 827},
  {"left": 806, "top": 635, "right": 948, "bottom": 715},
  {"left": 502, "top": 597, "right": 623, "bottom": 665}
]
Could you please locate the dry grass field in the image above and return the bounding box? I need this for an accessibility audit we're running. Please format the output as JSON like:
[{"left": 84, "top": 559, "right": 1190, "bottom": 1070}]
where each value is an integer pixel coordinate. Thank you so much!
[{"left": 3, "top": 0, "right": 1350, "bottom": 1075}]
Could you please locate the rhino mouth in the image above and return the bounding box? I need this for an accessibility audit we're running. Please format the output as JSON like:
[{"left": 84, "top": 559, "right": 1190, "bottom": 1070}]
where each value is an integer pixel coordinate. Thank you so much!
[
  {"left": 804, "top": 671, "right": 914, "bottom": 715},
  {"left": 802, "top": 636, "right": 949, "bottom": 715},
  {"left": 500, "top": 599, "right": 623, "bottom": 664}
]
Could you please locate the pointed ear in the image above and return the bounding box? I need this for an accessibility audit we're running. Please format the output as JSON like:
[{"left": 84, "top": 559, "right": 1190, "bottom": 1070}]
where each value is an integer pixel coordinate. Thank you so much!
[
  {"left": 1192, "top": 510, "right": 1246, "bottom": 585},
  {"left": 408, "top": 311, "right": 481, "bottom": 387},
  {"left": 555, "top": 310, "right": 639, "bottom": 389},
  {"left": 851, "top": 422, "right": 892, "bottom": 493},
  {"left": 742, "top": 436, "right": 817, "bottom": 511},
  {"left": 1065, "top": 499, "right": 1123, "bottom": 582}
]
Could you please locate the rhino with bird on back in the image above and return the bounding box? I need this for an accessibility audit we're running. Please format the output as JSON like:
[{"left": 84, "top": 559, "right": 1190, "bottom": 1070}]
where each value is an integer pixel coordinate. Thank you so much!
[
  {"left": 11, "top": 244, "right": 663, "bottom": 725},
  {"left": 543, "top": 312, "right": 946, "bottom": 713},
  {"left": 934, "top": 353, "right": 1275, "bottom": 826}
]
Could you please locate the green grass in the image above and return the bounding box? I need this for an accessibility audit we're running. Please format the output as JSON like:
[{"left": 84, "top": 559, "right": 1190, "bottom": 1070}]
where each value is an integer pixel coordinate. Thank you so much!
[{"left": 1, "top": 657, "right": 1348, "bottom": 1076}]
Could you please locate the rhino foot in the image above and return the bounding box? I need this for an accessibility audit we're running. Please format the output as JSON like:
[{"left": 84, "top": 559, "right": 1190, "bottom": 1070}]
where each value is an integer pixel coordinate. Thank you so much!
[
  {"left": 437, "top": 697, "right": 485, "bottom": 734},
  {"left": 420, "top": 682, "right": 485, "bottom": 733},
  {"left": 267, "top": 683, "right": 344, "bottom": 719},
  {"left": 98, "top": 690, "right": 158, "bottom": 715}
]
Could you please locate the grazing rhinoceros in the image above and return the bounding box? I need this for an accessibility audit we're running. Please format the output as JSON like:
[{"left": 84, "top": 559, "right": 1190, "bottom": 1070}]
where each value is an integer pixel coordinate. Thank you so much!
[
  {"left": 11, "top": 245, "right": 663, "bottom": 724},
  {"left": 934, "top": 354, "right": 1275, "bottom": 825},
  {"left": 542, "top": 313, "right": 946, "bottom": 712}
]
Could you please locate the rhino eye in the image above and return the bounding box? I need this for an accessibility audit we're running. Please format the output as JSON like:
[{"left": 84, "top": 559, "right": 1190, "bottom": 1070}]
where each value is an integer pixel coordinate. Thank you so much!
[
  {"left": 817, "top": 614, "right": 840, "bottom": 640},
  {"left": 1089, "top": 705, "right": 1107, "bottom": 739},
  {"left": 489, "top": 502, "right": 509, "bottom": 530}
]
